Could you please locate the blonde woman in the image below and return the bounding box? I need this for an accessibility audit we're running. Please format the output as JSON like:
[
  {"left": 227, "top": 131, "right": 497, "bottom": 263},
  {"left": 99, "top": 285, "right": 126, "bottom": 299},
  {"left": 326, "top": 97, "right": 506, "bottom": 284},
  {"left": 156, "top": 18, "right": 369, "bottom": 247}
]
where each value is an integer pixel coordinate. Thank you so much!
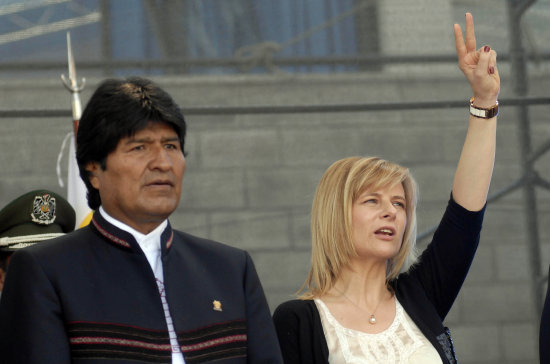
[{"left": 273, "top": 13, "right": 499, "bottom": 364}]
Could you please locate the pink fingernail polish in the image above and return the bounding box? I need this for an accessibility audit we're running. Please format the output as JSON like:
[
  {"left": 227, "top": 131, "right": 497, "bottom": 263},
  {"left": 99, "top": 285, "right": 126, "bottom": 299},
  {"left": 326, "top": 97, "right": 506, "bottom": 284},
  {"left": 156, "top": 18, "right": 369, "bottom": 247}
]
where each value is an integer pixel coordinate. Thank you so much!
[
  {"left": 489, "top": 66, "right": 495, "bottom": 74},
  {"left": 484, "top": 46, "right": 490, "bottom": 52}
]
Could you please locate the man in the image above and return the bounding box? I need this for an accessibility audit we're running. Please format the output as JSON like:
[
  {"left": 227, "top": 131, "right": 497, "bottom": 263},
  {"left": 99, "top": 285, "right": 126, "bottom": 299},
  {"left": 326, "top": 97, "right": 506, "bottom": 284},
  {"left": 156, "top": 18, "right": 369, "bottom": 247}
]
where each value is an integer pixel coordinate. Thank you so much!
[
  {"left": 0, "top": 77, "right": 282, "bottom": 363},
  {"left": 0, "top": 190, "right": 75, "bottom": 299}
]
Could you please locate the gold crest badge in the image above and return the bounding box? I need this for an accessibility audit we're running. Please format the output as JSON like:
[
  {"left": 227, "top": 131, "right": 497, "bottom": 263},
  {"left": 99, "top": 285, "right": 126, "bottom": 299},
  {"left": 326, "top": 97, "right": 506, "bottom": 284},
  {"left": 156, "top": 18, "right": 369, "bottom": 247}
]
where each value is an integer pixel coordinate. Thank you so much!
[{"left": 212, "top": 300, "right": 222, "bottom": 312}]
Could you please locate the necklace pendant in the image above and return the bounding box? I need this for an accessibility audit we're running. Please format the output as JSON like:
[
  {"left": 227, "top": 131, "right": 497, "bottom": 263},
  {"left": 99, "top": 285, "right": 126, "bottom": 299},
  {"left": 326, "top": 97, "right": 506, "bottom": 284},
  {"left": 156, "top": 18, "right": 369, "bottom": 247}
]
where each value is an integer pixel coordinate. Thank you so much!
[{"left": 369, "top": 315, "right": 377, "bottom": 324}]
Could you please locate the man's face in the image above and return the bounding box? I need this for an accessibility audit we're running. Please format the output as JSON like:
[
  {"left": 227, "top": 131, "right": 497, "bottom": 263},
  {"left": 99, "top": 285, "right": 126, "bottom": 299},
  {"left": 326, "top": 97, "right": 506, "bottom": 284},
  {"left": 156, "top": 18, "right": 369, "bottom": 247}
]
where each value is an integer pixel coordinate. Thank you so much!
[{"left": 86, "top": 122, "right": 185, "bottom": 234}]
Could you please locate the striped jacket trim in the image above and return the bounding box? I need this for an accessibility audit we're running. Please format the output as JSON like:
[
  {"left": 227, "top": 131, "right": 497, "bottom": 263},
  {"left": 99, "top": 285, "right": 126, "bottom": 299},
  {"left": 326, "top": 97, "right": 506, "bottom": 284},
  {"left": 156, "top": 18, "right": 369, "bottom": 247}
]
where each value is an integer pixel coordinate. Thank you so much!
[
  {"left": 68, "top": 321, "right": 172, "bottom": 363},
  {"left": 70, "top": 336, "right": 172, "bottom": 351},
  {"left": 67, "top": 320, "right": 248, "bottom": 363},
  {"left": 91, "top": 217, "right": 131, "bottom": 249},
  {"left": 180, "top": 319, "right": 247, "bottom": 362},
  {"left": 166, "top": 231, "right": 174, "bottom": 249},
  {"left": 181, "top": 334, "right": 247, "bottom": 352}
]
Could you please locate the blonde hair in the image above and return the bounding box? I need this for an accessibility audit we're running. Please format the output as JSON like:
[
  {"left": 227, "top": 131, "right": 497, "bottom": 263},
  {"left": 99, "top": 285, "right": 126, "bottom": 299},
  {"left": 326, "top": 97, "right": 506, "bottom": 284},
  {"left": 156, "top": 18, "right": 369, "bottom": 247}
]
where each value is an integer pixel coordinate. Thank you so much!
[{"left": 300, "top": 156, "right": 418, "bottom": 299}]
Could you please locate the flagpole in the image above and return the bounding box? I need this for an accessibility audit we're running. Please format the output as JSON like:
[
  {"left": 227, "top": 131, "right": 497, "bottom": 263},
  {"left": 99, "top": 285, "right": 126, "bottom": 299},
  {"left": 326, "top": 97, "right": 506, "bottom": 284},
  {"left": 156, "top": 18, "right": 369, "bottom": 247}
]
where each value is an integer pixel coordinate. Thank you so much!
[
  {"left": 60, "top": 32, "right": 91, "bottom": 229},
  {"left": 61, "top": 32, "right": 85, "bottom": 139}
]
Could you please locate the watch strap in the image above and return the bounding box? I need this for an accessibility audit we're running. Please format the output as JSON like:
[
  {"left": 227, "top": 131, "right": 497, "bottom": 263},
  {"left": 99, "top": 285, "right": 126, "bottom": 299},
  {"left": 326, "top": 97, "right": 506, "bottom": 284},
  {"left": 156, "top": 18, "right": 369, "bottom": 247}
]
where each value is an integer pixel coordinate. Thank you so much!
[{"left": 469, "top": 97, "right": 498, "bottom": 119}]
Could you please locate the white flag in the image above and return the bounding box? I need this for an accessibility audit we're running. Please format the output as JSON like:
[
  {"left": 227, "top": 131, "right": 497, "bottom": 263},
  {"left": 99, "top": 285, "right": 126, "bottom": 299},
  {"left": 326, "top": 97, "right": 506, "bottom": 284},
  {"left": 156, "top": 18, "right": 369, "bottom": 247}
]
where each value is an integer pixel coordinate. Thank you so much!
[{"left": 67, "top": 133, "right": 92, "bottom": 228}]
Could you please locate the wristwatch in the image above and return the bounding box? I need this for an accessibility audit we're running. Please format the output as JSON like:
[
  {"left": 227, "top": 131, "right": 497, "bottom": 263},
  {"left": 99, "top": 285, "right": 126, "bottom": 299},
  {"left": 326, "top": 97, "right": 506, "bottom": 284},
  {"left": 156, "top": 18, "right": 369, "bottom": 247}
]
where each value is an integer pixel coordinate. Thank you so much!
[{"left": 469, "top": 97, "right": 499, "bottom": 119}]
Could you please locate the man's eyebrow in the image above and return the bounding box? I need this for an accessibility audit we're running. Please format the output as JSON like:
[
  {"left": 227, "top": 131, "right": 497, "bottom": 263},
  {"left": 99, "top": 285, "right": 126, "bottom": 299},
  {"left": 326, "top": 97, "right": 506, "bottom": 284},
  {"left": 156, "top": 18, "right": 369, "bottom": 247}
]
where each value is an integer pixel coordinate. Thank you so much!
[
  {"left": 124, "top": 136, "right": 180, "bottom": 144},
  {"left": 161, "top": 136, "right": 180, "bottom": 143},
  {"left": 124, "top": 137, "right": 151, "bottom": 145}
]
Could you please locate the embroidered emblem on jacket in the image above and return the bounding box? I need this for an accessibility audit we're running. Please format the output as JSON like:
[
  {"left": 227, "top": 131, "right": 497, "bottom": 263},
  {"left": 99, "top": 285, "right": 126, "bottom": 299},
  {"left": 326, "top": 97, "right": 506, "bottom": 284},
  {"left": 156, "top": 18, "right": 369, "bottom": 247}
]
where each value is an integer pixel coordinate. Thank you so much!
[{"left": 213, "top": 300, "right": 222, "bottom": 311}]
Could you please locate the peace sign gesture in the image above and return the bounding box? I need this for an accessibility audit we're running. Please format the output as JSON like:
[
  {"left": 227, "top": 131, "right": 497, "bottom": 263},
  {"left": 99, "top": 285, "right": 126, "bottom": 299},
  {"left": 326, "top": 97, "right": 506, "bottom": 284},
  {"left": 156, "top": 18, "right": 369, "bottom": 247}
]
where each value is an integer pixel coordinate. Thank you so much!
[{"left": 454, "top": 12, "right": 500, "bottom": 108}]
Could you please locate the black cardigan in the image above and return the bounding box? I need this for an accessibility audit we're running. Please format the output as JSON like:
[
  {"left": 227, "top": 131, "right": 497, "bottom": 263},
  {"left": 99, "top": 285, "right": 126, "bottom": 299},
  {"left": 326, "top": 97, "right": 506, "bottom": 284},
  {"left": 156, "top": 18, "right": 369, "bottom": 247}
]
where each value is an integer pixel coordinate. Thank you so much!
[{"left": 273, "top": 197, "right": 485, "bottom": 364}]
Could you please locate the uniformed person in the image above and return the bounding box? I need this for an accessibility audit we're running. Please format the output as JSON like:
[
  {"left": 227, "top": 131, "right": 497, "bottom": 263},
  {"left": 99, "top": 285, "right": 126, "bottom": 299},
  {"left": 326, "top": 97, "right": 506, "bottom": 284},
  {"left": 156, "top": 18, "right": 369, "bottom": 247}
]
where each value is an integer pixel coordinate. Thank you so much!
[{"left": 0, "top": 190, "right": 75, "bottom": 298}]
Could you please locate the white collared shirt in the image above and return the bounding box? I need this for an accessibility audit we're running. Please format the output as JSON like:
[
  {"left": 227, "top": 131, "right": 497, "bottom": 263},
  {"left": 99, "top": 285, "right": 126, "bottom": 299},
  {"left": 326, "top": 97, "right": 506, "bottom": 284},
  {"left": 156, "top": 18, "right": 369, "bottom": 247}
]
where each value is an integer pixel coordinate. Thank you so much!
[{"left": 99, "top": 207, "right": 185, "bottom": 364}]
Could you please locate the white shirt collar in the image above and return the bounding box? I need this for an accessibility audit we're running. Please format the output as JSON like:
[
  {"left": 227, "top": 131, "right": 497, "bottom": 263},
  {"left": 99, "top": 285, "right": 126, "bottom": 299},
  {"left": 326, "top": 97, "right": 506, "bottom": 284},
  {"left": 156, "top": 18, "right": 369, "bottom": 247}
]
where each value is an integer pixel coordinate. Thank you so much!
[{"left": 98, "top": 206, "right": 167, "bottom": 251}]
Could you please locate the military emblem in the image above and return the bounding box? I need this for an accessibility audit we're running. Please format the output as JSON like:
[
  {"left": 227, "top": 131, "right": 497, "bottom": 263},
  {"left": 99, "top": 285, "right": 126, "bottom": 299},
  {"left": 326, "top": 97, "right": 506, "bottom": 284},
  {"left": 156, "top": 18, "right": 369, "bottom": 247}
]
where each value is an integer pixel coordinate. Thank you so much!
[
  {"left": 30, "top": 193, "right": 57, "bottom": 225},
  {"left": 213, "top": 300, "right": 222, "bottom": 312}
]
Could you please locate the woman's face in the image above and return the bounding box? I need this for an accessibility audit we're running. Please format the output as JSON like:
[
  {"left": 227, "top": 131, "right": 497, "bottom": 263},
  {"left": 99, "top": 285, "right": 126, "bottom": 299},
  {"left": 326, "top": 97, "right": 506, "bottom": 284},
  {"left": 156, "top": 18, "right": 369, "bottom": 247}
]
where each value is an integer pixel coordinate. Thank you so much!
[{"left": 351, "top": 183, "right": 407, "bottom": 261}]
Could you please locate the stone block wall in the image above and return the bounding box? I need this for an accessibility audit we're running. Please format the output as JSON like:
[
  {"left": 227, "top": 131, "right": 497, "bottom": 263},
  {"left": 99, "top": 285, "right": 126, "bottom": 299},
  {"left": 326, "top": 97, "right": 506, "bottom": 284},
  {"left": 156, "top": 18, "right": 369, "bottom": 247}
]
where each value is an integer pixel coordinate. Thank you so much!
[{"left": 0, "top": 69, "right": 549, "bottom": 363}]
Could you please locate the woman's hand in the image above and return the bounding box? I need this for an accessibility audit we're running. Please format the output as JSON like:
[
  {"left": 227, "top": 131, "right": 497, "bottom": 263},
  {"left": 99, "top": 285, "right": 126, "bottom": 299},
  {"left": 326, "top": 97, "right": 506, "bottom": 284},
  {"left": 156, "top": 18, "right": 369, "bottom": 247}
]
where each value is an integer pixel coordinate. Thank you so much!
[{"left": 454, "top": 12, "right": 500, "bottom": 108}]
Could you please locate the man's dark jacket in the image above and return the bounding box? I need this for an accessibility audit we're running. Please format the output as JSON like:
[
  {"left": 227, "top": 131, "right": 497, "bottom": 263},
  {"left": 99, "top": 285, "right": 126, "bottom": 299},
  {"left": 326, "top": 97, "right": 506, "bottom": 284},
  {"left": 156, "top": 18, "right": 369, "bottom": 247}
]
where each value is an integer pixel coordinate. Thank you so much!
[{"left": 0, "top": 211, "right": 282, "bottom": 363}]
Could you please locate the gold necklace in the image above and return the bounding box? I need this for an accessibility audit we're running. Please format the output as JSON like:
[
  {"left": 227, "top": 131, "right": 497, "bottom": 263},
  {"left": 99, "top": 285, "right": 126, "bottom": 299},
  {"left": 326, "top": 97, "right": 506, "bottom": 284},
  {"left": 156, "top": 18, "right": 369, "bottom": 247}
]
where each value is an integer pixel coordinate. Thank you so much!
[{"left": 333, "top": 287, "right": 388, "bottom": 325}]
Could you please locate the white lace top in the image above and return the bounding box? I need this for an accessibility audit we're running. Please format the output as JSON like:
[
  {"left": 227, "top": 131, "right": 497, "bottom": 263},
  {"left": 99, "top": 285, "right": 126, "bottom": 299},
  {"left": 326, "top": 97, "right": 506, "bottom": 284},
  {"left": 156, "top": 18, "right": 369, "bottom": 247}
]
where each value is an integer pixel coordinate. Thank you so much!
[{"left": 314, "top": 298, "right": 442, "bottom": 364}]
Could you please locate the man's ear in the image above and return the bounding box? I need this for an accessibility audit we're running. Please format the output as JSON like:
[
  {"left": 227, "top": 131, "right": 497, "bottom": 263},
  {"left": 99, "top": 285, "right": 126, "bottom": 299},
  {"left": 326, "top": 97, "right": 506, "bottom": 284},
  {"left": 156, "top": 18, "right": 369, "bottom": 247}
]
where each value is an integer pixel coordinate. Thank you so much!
[{"left": 85, "top": 162, "right": 101, "bottom": 189}]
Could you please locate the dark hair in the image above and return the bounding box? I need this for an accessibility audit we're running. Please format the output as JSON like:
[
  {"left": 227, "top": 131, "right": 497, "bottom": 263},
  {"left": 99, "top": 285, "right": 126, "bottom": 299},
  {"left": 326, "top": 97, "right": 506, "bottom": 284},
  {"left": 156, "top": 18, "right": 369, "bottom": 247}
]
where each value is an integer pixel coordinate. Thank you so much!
[{"left": 76, "top": 77, "right": 187, "bottom": 210}]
